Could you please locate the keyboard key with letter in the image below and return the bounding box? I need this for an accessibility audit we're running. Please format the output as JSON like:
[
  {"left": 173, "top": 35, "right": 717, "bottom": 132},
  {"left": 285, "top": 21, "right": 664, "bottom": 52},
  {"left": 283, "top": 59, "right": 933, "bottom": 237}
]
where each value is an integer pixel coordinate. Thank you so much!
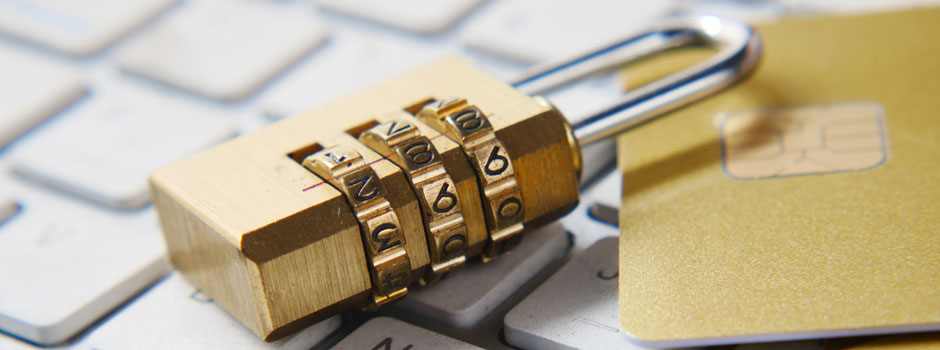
[
  {"left": 0, "top": 187, "right": 169, "bottom": 345},
  {"left": 333, "top": 317, "right": 483, "bottom": 350},
  {"left": 504, "top": 237, "right": 643, "bottom": 350},
  {"left": 393, "top": 222, "right": 569, "bottom": 328}
]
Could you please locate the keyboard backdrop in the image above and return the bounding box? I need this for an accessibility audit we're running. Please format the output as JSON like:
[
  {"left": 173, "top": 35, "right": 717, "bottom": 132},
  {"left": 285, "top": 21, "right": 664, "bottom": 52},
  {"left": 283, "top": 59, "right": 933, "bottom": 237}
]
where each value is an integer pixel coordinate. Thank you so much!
[{"left": 0, "top": 0, "right": 935, "bottom": 349}]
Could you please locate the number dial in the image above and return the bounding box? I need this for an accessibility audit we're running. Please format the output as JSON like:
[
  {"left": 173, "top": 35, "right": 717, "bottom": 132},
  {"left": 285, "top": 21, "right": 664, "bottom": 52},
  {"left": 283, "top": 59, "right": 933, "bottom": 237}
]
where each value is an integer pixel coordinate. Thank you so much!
[
  {"left": 360, "top": 117, "right": 471, "bottom": 281},
  {"left": 303, "top": 145, "right": 412, "bottom": 299},
  {"left": 417, "top": 99, "right": 525, "bottom": 261}
]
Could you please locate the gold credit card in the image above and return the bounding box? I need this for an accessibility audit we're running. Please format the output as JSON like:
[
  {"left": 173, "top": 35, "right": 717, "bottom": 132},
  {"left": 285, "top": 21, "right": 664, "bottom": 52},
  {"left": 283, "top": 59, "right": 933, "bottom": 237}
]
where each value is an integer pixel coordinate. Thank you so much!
[{"left": 616, "top": 8, "right": 940, "bottom": 347}]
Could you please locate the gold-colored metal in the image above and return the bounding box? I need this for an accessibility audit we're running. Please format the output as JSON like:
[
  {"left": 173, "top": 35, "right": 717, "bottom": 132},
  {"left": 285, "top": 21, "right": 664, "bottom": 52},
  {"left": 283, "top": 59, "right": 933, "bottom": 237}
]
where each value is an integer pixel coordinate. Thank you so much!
[
  {"left": 417, "top": 98, "right": 526, "bottom": 261},
  {"left": 616, "top": 9, "right": 940, "bottom": 346},
  {"left": 359, "top": 116, "right": 470, "bottom": 283},
  {"left": 149, "top": 57, "right": 579, "bottom": 341},
  {"left": 378, "top": 113, "right": 490, "bottom": 259},
  {"left": 303, "top": 145, "right": 411, "bottom": 302},
  {"left": 149, "top": 14, "right": 761, "bottom": 342}
]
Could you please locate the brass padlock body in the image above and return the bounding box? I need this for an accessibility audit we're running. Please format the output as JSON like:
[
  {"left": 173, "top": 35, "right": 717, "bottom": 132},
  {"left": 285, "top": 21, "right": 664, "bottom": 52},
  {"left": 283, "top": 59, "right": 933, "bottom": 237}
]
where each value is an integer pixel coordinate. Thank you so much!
[{"left": 149, "top": 57, "right": 580, "bottom": 341}]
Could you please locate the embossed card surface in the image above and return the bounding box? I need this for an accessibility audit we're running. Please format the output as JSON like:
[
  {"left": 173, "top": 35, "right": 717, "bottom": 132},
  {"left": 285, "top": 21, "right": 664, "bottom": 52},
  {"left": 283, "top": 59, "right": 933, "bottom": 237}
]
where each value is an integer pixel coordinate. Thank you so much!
[{"left": 616, "top": 8, "right": 940, "bottom": 347}]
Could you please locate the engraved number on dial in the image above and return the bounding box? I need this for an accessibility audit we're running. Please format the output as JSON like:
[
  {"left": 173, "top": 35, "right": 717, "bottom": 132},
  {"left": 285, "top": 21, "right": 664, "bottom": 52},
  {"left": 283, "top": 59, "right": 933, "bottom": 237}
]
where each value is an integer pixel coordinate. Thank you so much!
[
  {"left": 441, "top": 234, "right": 467, "bottom": 257},
  {"left": 432, "top": 183, "right": 457, "bottom": 213},
  {"left": 437, "top": 98, "right": 462, "bottom": 109},
  {"left": 404, "top": 142, "right": 433, "bottom": 165},
  {"left": 386, "top": 121, "right": 410, "bottom": 136},
  {"left": 497, "top": 197, "right": 521, "bottom": 220},
  {"left": 349, "top": 175, "right": 378, "bottom": 202},
  {"left": 484, "top": 146, "right": 509, "bottom": 176},
  {"left": 371, "top": 223, "right": 401, "bottom": 253},
  {"left": 453, "top": 109, "right": 482, "bottom": 131}
]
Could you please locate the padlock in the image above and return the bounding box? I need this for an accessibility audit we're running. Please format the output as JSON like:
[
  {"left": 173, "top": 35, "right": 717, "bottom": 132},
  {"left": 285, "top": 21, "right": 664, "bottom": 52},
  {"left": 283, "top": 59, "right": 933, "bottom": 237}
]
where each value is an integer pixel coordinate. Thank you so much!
[{"left": 149, "top": 16, "right": 761, "bottom": 341}]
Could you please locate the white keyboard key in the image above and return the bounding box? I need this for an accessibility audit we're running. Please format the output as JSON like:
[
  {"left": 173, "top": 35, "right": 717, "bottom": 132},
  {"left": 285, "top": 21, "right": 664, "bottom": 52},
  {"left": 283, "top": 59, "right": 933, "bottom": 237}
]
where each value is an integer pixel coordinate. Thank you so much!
[
  {"left": 10, "top": 87, "right": 236, "bottom": 209},
  {"left": 587, "top": 169, "right": 621, "bottom": 226},
  {"left": 394, "top": 222, "right": 569, "bottom": 327},
  {"left": 317, "top": 0, "right": 482, "bottom": 34},
  {"left": 262, "top": 31, "right": 442, "bottom": 118},
  {"left": 76, "top": 273, "right": 341, "bottom": 350},
  {"left": 461, "top": 0, "right": 676, "bottom": 63},
  {"left": 561, "top": 170, "right": 620, "bottom": 253},
  {"left": 504, "top": 237, "right": 650, "bottom": 350},
  {"left": 0, "top": 0, "right": 175, "bottom": 55},
  {"left": 0, "top": 45, "right": 85, "bottom": 149},
  {"left": 333, "top": 317, "right": 483, "bottom": 350},
  {"left": 116, "top": 0, "right": 328, "bottom": 101},
  {"left": 0, "top": 190, "right": 169, "bottom": 345}
]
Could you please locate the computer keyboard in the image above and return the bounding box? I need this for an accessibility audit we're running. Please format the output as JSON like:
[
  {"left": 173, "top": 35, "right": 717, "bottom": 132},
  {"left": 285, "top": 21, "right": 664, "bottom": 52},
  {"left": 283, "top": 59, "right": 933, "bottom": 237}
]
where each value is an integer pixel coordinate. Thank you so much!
[
  {"left": 9, "top": 85, "right": 236, "bottom": 209},
  {"left": 78, "top": 273, "right": 343, "bottom": 350},
  {"left": 391, "top": 223, "right": 569, "bottom": 329},
  {"left": 318, "top": 0, "right": 483, "bottom": 34},
  {"left": 0, "top": 181, "right": 168, "bottom": 346},
  {"left": 460, "top": 0, "right": 675, "bottom": 63},
  {"left": 0, "top": 0, "right": 934, "bottom": 349},
  {"left": 0, "top": 0, "right": 176, "bottom": 56},
  {"left": 504, "top": 237, "right": 621, "bottom": 350},
  {"left": 332, "top": 317, "right": 483, "bottom": 349},
  {"left": 115, "top": 0, "right": 329, "bottom": 101},
  {"left": 0, "top": 45, "right": 84, "bottom": 149}
]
